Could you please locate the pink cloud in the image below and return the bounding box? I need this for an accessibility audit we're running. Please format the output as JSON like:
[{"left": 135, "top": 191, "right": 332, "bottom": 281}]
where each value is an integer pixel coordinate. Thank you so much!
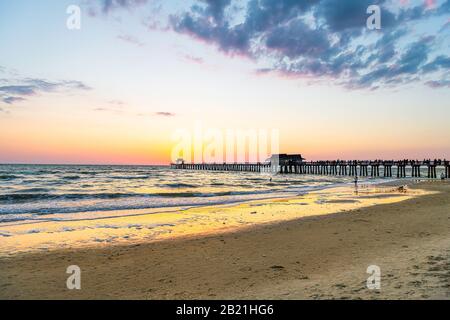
[
  {"left": 424, "top": 0, "right": 436, "bottom": 9},
  {"left": 399, "top": 0, "right": 409, "bottom": 6}
]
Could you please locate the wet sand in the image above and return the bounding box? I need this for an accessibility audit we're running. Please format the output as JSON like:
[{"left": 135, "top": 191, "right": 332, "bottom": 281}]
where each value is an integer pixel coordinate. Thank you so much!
[
  {"left": 0, "top": 183, "right": 424, "bottom": 256},
  {"left": 0, "top": 181, "right": 449, "bottom": 299}
]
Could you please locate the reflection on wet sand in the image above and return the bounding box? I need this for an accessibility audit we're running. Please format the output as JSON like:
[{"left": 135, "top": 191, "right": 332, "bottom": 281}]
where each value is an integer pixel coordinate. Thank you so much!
[{"left": 0, "top": 184, "right": 431, "bottom": 256}]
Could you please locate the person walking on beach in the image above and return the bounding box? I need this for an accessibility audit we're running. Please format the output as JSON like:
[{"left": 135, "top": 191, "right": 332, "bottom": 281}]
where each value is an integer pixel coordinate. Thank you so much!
[
  {"left": 441, "top": 172, "right": 446, "bottom": 180},
  {"left": 354, "top": 175, "right": 359, "bottom": 195}
]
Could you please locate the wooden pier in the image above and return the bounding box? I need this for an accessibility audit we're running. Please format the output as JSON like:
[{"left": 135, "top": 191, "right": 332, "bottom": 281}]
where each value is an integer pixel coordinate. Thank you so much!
[{"left": 171, "top": 156, "right": 449, "bottom": 179}]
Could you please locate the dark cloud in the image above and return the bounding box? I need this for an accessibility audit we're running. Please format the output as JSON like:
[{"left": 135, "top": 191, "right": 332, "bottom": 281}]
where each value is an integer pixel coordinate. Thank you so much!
[
  {"left": 396, "top": 0, "right": 449, "bottom": 24},
  {"left": 316, "top": 0, "right": 390, "bottom": 31},
  {"left": 368, "top": 28, "right": 408, "bottom": 64},
  {"left": 171, "top": 13, "right": 250, "bottom": 55},
  {"left": 171, "top": 0, "right": 320, "bottom": 55},
  {"left": 437, "top": 0, "right": 450, "bottom": 14},
  {"left": 154, "top": 112, "right": 175, "bottom": 117},
  {"left": 349, "top": 37, "right": 436, "bottom": 88},
  {"left": 2, "top": 96, "right": 26, "bottom": 104},
  {"left": 244, "top": 0, "right": 319, "bottom": 33},
  {"left": 170, "top": 0, "right": 450, "bottom": 89},
  {"left": 265, "top": 20, "right": 330, "bottom": 58},
  {"left": 439, "top": 19, "right": 450, "bottom": 33},
  {"left": 0, "top": 78, "right": 91, "bottom": 105},
  {"left": 101, "top": 0, "right": 148, "bottom": 14},
  {"left": 201, "top": 0, "right": 232, "bottom": 23},
  {"left": 422, "top": 55, "right": 450, "bottom": 73},
  {"left": 0, "top": 85, "right": 36, "bottom": 96},
  {"left": 425, "top": 79, "right": 450, "bottom": 88},
  {"left": 396, "top": 38, "right": 432, "bottom": 74}
]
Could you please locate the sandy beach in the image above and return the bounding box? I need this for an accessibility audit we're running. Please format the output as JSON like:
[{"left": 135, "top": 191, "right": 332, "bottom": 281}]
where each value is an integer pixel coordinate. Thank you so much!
[{"left": 0, "top": 180, "right": 449, "bottom": 300}]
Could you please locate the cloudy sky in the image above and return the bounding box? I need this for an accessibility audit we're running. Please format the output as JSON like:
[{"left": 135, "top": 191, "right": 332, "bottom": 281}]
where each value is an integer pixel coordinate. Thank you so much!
[{"left": 0, "top": 0, "right": 449, "bottom": 164}]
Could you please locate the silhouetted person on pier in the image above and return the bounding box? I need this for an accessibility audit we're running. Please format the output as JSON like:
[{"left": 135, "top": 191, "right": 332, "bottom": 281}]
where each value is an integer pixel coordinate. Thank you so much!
[{"left": 441, "top": 172, "right": 446, "bottom": 180}]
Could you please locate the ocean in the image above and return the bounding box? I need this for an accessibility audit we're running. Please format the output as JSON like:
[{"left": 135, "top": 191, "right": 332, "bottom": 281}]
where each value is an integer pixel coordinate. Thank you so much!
[
  {"left": 0, "top": 164, "right": 370, "bottom": 223},
  {"left": 1, "top": 164, "right": 434, "bottom": 255}
]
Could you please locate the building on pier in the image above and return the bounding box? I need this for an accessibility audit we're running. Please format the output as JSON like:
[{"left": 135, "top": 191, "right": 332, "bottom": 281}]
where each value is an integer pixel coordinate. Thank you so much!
[
  {"left": 264, "top": 154, "right": 305, "bottom": 167},
  {"left": 175, "top": 158, "right": 185, "bottom": 165}
]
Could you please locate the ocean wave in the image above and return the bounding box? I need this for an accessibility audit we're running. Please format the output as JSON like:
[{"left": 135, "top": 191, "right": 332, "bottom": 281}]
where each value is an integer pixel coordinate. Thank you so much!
[
  {"left": 0, "top": 175, "right": 19, "bottom": 180},
  {"left": 62, "top": 175, "right": 81, "bottom": 180},
  {"left": 0, "top": 188, "right": 281, "bottom": 204},
  {"left": 162, "top": 183, "right": 199, "bottom": 188},
  {"left": 37, "top": 170, "right": 60, "bottom": 174},
  {"left": 245, "top": 178, "right": 267, "bottom": 182},
  {"left": 13, "top": 188, "right": 51, "bottom": 193},
  {"left": 111, "top": 175, "right": 150, "bottom": 180},
  {"left": 0, "top": 192, "right": 138, "bottom": 202},
  {"left": 0, "top": 164, "right": 366, "bottom": 221}
]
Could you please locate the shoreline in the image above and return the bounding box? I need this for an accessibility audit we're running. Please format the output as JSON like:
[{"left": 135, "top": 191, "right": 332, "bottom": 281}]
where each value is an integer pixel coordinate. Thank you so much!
[
  {"left": 0, "top": 175, "right": 396, "bottom": 222},
  {"left": 1, "top": 176, "right": 404, "bottom": 225},
  {"left": 0, "top": 180, "right": 449, "bottom": 299},
  {"left": 0, "top": 179, "right": 427, "bottom": 257}
]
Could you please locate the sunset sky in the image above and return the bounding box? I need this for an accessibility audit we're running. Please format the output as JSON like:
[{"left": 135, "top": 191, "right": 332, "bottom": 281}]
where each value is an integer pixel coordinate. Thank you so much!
[{"left": 0, "top": 0, "right": 449, "bottom": 165}]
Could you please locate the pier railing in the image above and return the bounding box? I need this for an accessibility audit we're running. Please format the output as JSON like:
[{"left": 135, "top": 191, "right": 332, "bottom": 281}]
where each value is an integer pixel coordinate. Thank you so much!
[{"left": 171, "top": 160, "right": 450, "bottom": 179}]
